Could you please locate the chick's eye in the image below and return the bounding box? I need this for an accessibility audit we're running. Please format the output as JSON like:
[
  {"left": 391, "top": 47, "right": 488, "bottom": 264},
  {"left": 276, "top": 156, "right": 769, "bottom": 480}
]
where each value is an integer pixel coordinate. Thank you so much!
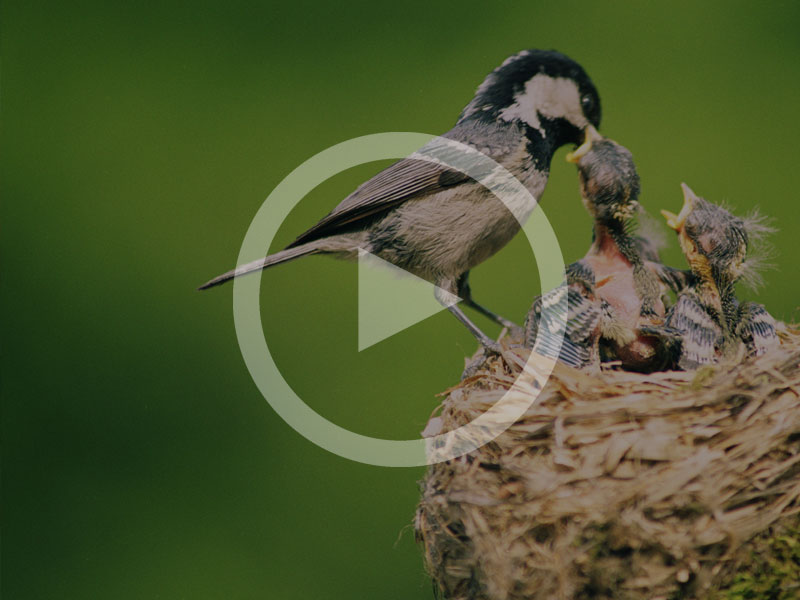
[{"left": 581, "top": 94, "right": 595, "bottom": 114}]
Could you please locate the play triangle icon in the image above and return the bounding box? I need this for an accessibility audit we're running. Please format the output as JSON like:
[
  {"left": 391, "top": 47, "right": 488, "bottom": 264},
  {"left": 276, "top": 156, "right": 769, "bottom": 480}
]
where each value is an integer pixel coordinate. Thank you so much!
[{"left": 357, "top": 249, "right": 461, "bottom": 351}]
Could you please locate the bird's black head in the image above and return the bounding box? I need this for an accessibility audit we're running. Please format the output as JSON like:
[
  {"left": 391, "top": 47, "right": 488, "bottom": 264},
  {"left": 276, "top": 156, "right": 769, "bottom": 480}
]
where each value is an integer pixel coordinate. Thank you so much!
[
  {"left": 567, "top": 128, "right": 640, "bottom": 225},
  {"left": 459, "top": 49, "right": 601, "bottom": 148}
]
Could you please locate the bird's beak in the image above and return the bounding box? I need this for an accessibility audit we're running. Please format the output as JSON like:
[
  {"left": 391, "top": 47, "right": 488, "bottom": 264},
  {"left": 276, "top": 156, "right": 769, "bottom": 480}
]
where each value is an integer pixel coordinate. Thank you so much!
[
  {"left": 660, "top": 182, "right": 698, "bottom": 231},
  {"left": 660, "top": 209, "right": 680, "bottom": 230},
  {"left": 566, "top": 125, "right": 602, "bottom": 163}
]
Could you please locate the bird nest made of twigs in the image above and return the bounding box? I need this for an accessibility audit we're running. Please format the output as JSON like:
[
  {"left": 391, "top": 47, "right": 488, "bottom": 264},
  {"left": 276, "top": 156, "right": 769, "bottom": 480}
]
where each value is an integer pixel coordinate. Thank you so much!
[{"left": 415, "top": 329, "right": 800, "bottom": 600}]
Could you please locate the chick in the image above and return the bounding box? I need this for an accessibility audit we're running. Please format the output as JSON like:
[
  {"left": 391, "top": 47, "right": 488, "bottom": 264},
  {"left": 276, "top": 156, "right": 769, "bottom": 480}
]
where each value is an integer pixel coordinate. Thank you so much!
[
  {"left": 524, "top": 262, "right": 625, "bottom": 371},
  {"left": 524, "top": 130, "right": 686, "bottom": 371},
  {"left": 565, "top": 129, "right": 686, "bottom": 372},
  {"left": 661, "top": 183, "right": 779, "bottom": 368}
]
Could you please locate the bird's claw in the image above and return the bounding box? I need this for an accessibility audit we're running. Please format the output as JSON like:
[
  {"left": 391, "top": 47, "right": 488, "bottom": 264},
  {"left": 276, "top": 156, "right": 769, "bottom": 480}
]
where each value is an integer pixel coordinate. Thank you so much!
[
  {"left": 482, "top": 340, "right": 504, "bottom": 355},
  {"left": 461, "top": 354, "right": 485, "bottom": 380},
  {"left": 460, "top": 340, "right": 504, "bottom": 380}
]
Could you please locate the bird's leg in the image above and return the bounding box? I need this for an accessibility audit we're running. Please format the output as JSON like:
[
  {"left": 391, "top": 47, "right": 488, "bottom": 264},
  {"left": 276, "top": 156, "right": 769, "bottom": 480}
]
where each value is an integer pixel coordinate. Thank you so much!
[
  {"left": 456, "top": 272, "right": 522, "bottom": 334},
  {"left": 435, "top": 281, "right": 502, "bottom": 354},
  {"left": 447, "top": 305, "right": 504, "bottom": 354}
]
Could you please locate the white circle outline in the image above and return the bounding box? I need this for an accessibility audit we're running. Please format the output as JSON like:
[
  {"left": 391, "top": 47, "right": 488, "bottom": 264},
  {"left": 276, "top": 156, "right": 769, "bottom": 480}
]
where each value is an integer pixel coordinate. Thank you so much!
[{"left": 232, "top": 132, "right": 566, "bottom": 467}]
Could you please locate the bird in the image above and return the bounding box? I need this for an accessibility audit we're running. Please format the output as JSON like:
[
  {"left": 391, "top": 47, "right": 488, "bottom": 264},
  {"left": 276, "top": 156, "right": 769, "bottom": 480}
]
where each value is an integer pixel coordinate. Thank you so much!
[
  {"left": 661, "top": 183, "right": 779, "bottom": 369},
  {"left": 199, "top": 49, "right": 602, "bottom": 353},
  {"left": 524, "top": 261, "right": 626, "bottom": 371},
  {"left": 560, "top": 128, "right": 688, "bottom": 371}
]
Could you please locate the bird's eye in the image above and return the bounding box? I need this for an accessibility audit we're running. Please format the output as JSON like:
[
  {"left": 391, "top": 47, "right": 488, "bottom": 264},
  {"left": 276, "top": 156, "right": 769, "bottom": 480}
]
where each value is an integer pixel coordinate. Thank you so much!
[{"left": 581, "top": 94, "right": 595, "bottom": 114}]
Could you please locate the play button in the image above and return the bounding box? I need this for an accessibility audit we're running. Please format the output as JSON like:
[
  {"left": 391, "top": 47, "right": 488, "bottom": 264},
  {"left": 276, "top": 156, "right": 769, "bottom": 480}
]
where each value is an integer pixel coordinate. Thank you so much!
[{"left": 357, "top": 248, "right": 461, "bottom": 351}]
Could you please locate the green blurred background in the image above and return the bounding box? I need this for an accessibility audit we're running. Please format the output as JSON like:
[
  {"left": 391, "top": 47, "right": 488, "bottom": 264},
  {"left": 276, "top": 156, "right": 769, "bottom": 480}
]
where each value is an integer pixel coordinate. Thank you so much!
[{"left": 3, "top": 2, "right": 799, "bottom": 598}]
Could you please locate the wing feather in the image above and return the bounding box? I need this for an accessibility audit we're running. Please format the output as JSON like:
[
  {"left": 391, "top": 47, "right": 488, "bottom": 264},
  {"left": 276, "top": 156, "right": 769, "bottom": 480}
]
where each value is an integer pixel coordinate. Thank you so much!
[
  {"left": 286, "top": 157, "right": 471, "bottom": 248},
  {"left": 525, "top": 263, "right": 603, "bottom": 369},
  {"left": 286, "top": 121, "right": 523, "bottom": 248},
  {"left": 736, "top": 302, "right": 779, "bottom": 357},
  {"left": 665, "top": 293, "right": 721, "bottom": 369}
]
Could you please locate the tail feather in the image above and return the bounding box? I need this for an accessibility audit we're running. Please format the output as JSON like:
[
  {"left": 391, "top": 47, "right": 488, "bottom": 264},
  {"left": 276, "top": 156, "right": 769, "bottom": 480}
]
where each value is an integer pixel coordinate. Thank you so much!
[{"left": 198, "top": 245, "right": 319, "bottom": 290}]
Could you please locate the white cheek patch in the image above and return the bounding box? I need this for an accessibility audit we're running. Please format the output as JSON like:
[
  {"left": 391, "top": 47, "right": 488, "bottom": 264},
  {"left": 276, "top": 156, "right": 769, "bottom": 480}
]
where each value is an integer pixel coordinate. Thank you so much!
[{"left": 499, "top": 74, "right": 587, "bottom": 135}]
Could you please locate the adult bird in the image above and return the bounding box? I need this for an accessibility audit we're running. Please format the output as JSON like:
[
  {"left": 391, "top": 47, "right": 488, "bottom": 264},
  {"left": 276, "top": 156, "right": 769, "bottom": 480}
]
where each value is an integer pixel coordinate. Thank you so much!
[{"left": 200, "top": 49, "right": 602, "bottom": 352}]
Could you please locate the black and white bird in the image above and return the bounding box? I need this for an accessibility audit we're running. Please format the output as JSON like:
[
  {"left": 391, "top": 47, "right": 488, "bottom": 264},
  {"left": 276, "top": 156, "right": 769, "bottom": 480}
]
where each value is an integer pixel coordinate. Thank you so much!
[
  {"left": 661, "top": 183, "right": 779, "bottom": 369},
  {"left": 200, "top": 49, "right": 601, "bottom": 352}
]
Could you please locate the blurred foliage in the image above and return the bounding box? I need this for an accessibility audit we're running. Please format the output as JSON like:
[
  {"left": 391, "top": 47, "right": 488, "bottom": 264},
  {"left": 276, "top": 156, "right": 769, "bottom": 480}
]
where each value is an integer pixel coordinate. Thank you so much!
[{"left": 3, "top": 1, "right": 799, "bottom": 599}]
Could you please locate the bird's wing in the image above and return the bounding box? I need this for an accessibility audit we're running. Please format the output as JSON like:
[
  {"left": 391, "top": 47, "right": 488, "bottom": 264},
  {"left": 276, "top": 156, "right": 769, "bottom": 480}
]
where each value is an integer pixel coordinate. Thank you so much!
[
  {"left": 736, "top": 302, "right": 779, "bottom": 357},
  {"left": 525, "top": 277, "right": 602, "bottom": 369},
  {"left": 564, "top": 287, "right": 603, "bottom": 346},
  {"left": 286, "top": 121, "right": 521, "bottom": 249},
  {"left": 665, "top": 292, "right": 720, "bottom": 369},
  {"left": 286, "top": 155, "right": 475, "bottom": 248}
]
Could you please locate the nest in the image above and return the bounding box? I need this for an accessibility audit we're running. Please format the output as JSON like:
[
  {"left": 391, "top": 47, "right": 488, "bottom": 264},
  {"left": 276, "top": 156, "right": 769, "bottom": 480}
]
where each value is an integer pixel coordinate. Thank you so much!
[{"left": 415, "top": 330, "right": 800, "bottom": 600}]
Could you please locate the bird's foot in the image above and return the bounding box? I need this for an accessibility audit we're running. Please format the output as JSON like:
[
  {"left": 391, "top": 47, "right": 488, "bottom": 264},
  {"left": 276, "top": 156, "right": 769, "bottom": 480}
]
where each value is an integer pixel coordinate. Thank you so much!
[
  {"left": 480, "top": 338, "right": 504, "bottom": 355},
  {"left": 461, "top": 353, "right": 486, "bottom": 380},
  {"left": 460, "top": 339, "right": 504, "bottom": 380}
]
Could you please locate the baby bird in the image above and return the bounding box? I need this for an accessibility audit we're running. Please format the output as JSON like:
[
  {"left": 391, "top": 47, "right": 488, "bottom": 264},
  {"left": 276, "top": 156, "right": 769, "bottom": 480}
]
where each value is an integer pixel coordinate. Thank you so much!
[
  {"left": 524, "top": 262, "right": 622, "bottom": 371},
  {"left": 566, "top": 128, "right": 685, "bottom": 371},
  {"left": 525, "top": 128, "right": 683, "bottom": 371},
  {"left": 661, "top": 183, "right": 779, "bottom": 369}
]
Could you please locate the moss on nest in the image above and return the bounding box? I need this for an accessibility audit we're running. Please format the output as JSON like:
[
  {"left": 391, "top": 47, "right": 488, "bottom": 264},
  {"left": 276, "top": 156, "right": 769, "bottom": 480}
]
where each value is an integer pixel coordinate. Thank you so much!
[
  {"left": 707, "top": 515, "right": 800, "bottom": 600},
  {"left": 415, "top": 330, "right": 800, "bottom": 600}
]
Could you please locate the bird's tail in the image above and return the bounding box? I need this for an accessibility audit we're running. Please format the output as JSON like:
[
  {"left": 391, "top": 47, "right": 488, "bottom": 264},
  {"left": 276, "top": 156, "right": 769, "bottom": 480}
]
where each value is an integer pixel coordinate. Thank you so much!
[{"left": 198, "top": 244, "right": 320, "bottom": 290}]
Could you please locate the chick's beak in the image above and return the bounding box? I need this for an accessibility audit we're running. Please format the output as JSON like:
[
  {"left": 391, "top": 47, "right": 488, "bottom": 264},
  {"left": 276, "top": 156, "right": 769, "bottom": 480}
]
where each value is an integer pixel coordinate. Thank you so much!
[
  {"left": 660, "top": 209, "right": 680, "bottom": 230},
  {"left": 566, "top": 124, "right": 602, "bottom": 163},
  {"left": 661, "top": 182, "right": 698, "bottom": 231},
  {"left": 680, "top": 182, "right": 700, "bottom": 208}
]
